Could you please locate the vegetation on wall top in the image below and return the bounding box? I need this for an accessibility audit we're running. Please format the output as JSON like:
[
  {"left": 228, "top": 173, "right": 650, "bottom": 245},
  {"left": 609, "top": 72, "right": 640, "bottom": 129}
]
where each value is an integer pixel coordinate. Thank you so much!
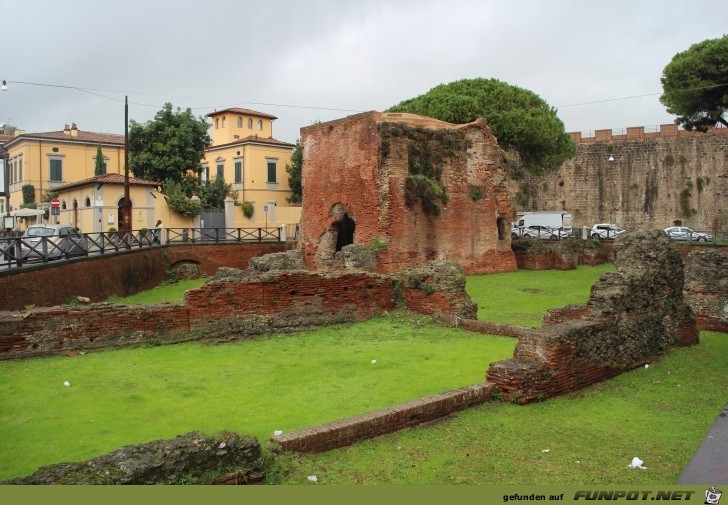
[
  {"left": 385, "top": 78, "right": 576, "bottom": 175},
  {"left": 379, "top": 123, "right": 466, "bottom": 216}
]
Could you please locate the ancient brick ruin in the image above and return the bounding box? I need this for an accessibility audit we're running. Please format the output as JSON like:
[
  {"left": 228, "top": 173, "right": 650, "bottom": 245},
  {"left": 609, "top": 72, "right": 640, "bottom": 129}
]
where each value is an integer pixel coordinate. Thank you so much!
[
  {"left": 299, "top": 112, "right": 516, "bottom": 275},
  {"left": 486, "top": 230, "right": 699, "bottom": 403},
  {"left": 684, "top": 249, "right": 728, "bottom": 333}
]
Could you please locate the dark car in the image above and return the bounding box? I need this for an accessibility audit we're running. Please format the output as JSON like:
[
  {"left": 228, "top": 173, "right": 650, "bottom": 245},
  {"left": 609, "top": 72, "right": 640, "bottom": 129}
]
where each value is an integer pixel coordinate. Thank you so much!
[{"left": 19, "top": 224, "right": 88, "bottom": 261}]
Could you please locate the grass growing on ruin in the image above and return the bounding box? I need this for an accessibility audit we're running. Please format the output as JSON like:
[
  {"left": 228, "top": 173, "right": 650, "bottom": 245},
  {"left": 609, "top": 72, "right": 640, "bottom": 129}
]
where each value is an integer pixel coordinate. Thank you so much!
[
  {"left": 466, "top": 264, "right": 614, "bottom": 326},
  {"left": 269, "top": 330, "right": 728, "bottom": 485},
  {"left": 104, "top": 278, "right": 206, "bottom": 305},
  {"left": 0, "top": 312, "right": 515, "bottom": 481}
]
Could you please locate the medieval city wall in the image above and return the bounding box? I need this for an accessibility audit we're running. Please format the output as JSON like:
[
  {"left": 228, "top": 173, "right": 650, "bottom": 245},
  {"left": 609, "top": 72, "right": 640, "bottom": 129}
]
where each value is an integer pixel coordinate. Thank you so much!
[{"left": 512, "top": 126, "right": 728, "bottom": 232}]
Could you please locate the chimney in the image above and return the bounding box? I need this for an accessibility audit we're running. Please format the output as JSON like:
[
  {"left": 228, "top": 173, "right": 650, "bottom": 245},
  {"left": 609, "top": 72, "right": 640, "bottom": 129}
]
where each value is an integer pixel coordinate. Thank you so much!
[
  {"left": 63, "top": 123, "right": 71, "bottom": 135},
  {"left": 71, "top": 123, "right": 78, "bottom": 138}
]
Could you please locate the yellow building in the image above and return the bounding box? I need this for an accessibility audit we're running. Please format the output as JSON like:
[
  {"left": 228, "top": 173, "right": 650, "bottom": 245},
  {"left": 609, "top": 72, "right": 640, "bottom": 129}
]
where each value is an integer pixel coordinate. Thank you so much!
[
  {"left": 203, "top": 108, "right": 300, "bottom": 229},
  {"left": 3, "top": 123, "right": 125, "bottom": 216}
]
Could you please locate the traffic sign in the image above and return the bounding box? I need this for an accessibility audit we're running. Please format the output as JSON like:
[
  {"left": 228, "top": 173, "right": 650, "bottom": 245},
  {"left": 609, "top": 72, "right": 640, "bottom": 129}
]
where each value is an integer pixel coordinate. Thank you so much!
[{"left": 50, "top": 198, "right": 61, "bottom": 208}]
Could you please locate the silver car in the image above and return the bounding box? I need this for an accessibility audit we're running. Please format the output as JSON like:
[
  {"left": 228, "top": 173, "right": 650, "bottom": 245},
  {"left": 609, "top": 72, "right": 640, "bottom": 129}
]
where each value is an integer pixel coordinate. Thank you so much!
[
  {"left": 590, "top": 223, "right": 626, "bottom": 240},
  {"left": 520, "top": 225, "right": 566, "bottom": 240},
  {"left": 663, "top": 226, "right": 714, "bottom": 242},
  {"left": 20, "top": 224, "right": 88, "bottom": 261}
]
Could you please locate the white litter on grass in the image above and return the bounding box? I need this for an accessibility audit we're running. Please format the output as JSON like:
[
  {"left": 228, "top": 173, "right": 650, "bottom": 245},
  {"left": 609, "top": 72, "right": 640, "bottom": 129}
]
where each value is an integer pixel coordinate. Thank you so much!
[
  {"left": 628, "top": 457, "right": 647, "bottom": 470},
  {"left": 644, "top": 364, "right": 649, "bottom": 369},
  {"left": 274, "top": 430, "right": 283, "bottom": 436},
  {"left": 307, "top": 475, "right": 318, "bottom": 482},
  {"left": 541, "top": 449, "right": 550, "bottom": 453},
  {"left": 63, "top": 381, "right": 71, "bottom": 387},
  {"left": 371, "top": 359, "right": 377, "bottom": 364}
]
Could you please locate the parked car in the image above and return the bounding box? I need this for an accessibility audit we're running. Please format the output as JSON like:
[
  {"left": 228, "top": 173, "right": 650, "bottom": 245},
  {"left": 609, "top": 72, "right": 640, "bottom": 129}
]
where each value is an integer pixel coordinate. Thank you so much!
[
  {"left": 520, "top": 225, "right": 566, "bottom": 240},
  {"left": 19, "top": 224, "right": 88, "bottom": 261},
  {"left": 590, "top": 223, "right": 626, "bottom": 240},
  {"left": 663, "top": 226, "right": 714, "bottom": 242}
]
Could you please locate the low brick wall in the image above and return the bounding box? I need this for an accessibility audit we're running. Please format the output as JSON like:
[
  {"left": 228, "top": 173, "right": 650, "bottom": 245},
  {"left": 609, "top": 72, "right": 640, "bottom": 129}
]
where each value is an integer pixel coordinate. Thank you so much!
[
  {"left": 513, "top": 241, "right": 611, "bottom": 271},
  {"left": 0, "top": 242, "right": 287, "bottom": 311},
  {"left": 542, "top": 304, "right": 590, "bottom": 326},
  {"left": 683, "top": 249, "right": 728, "bottom": 333},
  {"left": 0, "top": 263, "right": 479, "bottom": 360},
  {"left": 459, "top": 319, "right": 535, "bottom": 339},
  {"left": 271, "top": 382, "right": 496, "bottom": 452}
]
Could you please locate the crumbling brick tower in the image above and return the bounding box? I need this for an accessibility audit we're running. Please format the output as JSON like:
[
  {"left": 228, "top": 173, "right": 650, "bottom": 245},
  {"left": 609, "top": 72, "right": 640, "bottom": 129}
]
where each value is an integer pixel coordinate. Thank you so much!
[{"left": 299, "top": 111, "right": 517, "bottom": 274}]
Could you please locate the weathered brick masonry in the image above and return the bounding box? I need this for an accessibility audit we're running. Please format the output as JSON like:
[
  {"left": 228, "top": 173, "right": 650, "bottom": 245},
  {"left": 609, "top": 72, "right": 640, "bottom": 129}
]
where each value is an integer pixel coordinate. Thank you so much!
[
  {"left": 683, "top": 249, "right": 728, "bottom": 333},
  {"left": 271, "top": 382, "right": 496, "bottom": 453},
  {"left": 486, "top": 231, "right": 698, "bottom": 403},
  {"left": 0, "top": 261, "right": 473, "bottom": 360},
  {"left": 300, "top": 112, "right": 516, "bottom": 275},
  {"left": 0, "top": 243, "right": 286, "bottom": 311}
]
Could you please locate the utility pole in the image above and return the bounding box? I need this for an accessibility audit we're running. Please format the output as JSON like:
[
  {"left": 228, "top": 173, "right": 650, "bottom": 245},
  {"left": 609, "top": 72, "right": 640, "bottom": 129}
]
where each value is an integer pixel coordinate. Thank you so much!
[{"left": 123, "top": 96, "right": 131, "bottom": 235}]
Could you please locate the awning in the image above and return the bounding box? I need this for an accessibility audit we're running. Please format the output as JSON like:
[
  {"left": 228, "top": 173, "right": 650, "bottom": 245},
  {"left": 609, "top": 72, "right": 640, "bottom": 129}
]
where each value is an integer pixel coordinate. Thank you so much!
[{"left": 10, "top": 208, "right": 46, "bottom": 217}]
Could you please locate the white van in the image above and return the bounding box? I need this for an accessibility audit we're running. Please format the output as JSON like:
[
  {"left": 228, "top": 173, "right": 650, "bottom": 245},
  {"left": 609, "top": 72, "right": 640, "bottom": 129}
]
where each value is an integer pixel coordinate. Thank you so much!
[{"left": 513, "top": 211, "right": 573, "bottom": 238}]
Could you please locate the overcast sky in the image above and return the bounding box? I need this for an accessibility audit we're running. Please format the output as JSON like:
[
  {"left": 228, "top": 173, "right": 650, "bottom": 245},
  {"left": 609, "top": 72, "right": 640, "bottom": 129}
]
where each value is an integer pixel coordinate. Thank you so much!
[{"left": 1, "top": 0, "right": 726, "bottom": 144}]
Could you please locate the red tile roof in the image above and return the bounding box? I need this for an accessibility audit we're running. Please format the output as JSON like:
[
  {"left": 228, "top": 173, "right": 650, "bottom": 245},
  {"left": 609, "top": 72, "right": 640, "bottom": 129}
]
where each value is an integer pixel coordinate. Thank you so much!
[
  {"left": 6, "top": 129, "right": 124, "bottom": 147},
  {"left": 54, "top": 173, "right": 160, "bottom": 192},
  {"left": 206, "top": 107, "right": 278, "bottom": 120},
  {"left": 207, "top": 135, "right": 295, "bottom": 151}
]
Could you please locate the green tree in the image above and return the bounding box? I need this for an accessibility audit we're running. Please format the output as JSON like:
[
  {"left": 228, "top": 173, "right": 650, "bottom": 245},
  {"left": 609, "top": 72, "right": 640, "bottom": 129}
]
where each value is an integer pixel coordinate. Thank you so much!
[
  {"left": 285, "top": 139, "right": 303, "bottom": 203},
  {"left": 660, "top": 35, "right": 728, "bottom": 131},
  {"left": 386, "top": 78, "right": 576, "bottom": 174},
  {"left": 200, "top": 175, "right": 237, "bottom": 210},
  {"left": 94, "top": 143, "right": 105, "bottom": 176},
  {"left": 129, "top": 103, "right": 211, "bottom": 183}
]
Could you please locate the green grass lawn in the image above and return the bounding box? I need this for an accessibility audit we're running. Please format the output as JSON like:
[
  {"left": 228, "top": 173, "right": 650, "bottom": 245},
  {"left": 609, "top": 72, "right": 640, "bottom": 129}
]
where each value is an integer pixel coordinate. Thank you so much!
[
  {"left": 269, "top": 330, "right": 728, "bottom": 485},
  {"left": 466, "top": 264, "right": 614, "bottom": 326},
  {"left": 0, "top": 313, "right": 515, "bottom": 481},
  {"left": 104, "top": 278, "right": 206, "bottom": 305},
  {"left": 4, "top": 263, "right": 719, "bottom": 485}
]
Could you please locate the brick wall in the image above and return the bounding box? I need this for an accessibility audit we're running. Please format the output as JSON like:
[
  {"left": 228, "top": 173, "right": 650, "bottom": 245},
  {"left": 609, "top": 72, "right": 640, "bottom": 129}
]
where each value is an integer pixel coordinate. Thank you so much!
[
  {"left": 0, "top": 263, "right": 478, "bottom": 360},
  {"left": 0, "top": 243, "right": 286, "bottom": 311},
  {"left": 270, "top": 382, "right": 496, "bottom": 452},
  {"left": 486, "top": 231, "right": 699, "bottom": 404},
  {"left": 300, "top": 112, "right": 517, "bottom": 275},
  {"left": 683, "top": 249, "right": 728, "bottom": 333}
]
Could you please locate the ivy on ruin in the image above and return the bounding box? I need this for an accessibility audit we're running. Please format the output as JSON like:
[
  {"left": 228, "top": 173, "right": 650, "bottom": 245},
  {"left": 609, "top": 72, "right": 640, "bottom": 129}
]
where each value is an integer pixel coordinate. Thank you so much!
[{"left": 379, "top": 123, "right": 467, "bottom": 216}]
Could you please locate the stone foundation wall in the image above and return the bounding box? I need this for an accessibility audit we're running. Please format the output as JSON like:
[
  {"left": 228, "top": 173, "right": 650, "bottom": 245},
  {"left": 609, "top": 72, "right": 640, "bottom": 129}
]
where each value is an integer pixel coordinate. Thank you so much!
[
  {"left": 271, "top": 382, "right": 496, "bottom": 453},
  {"left": 486, "top": 230, "right": 699, "bottom": 404},
  {"left": 0, "top": 262, "right": 473, "bottom": 360},
  {"left": 684, "top": 249, "right": 728, "bottom": 332}
]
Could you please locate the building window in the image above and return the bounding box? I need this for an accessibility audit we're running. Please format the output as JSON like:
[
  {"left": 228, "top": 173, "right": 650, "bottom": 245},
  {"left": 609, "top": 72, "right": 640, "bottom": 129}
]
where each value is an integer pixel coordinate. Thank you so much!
[
  {"left": 85, "top": 197, "right": 91, "bottom": 207},
  {"left": 49, "top": 158, "right": 63, "bottom": 182},
  {"left": 234, "top": 161, "right": 242, "bottom": 183},
  {"left": 257, "top": 120, "right": 263, "bottom": 131},
  {"left": 248, "top": 118, "right": 253, "bottom": 129},
  {"left": 217, "top": 164, "right": 224, "bottom": 178},
  {"left": 222, "top": 117, "right": 226, "bottom": 128},
  {"left": 18, "top": 156, "right": 22, "bottom": 182},
  {"left": 237, "top": 117, "right": 242, "bottom": 128},
  {"left": 61, "top": 200, "right": 67, "bottom": 210},
  {"left": 215, "top": 118, "right": 219, "bottom": 129},
  {"left": 267, "top": 160, "right": 277, "bottom": 183}
]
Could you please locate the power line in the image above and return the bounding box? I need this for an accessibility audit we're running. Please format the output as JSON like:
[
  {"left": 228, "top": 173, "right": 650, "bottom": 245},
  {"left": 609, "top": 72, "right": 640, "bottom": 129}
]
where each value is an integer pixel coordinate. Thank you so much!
[
  {"left": 556, "top": 82, "right": 728, "bottom": 108},
  {"left": 5, "top": 78, "right": 728, "bottom": 115},
  {"left": 5, "top": 80, "right": 365, "bottom": 113}
]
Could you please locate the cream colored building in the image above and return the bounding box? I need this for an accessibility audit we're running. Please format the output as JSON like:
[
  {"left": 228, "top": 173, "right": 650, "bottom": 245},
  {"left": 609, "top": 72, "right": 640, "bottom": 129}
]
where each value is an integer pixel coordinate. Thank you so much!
[
  {"left": 3, "top": 123, "right": 125, "bottom": 218},
  {"left": 203, "top": 108, "right": 301, "bottom": 230},
  {"left": 51, "top": 173, "right": 196, "bottom": 235}
]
